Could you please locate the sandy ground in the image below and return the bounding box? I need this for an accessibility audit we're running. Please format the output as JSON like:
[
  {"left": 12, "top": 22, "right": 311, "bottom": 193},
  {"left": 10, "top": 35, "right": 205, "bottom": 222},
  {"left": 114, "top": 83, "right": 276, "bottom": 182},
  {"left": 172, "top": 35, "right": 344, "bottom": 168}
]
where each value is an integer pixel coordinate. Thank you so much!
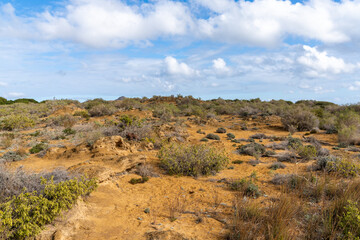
[{"left": 8, "top": 114, "right": 340, "bottom": 240}]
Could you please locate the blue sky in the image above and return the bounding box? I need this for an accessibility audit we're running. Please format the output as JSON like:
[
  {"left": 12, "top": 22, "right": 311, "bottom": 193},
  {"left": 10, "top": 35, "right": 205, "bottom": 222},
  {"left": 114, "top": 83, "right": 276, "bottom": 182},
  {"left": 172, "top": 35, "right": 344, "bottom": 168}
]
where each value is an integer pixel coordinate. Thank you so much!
[{"left": 1, "top": 0, "right": 360, "bottom": 103}]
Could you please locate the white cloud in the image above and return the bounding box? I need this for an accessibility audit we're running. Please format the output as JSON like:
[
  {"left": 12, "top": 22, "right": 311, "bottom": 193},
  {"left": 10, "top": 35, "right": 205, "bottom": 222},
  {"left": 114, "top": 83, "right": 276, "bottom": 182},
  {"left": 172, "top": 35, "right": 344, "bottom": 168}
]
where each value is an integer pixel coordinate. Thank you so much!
[
  {"left": 297, "top": 45, "right": 357, "bottom": 77},
  {"left": 34, "top": 0, "right": 193, "bottom": 48},
  {"left": 348, "top": 81, "right": 360, "bottom": 91},
  {"left": 3, "top": 0, "right": 360, "bottom": 48},
  {"left": 164, "top": 56, "right": 197, "bottom": 76},
  {"left": 195, "top": 0, "right": 360, "bottom": 46},
  {"left": 212, "top": 58, "right": 229, "bottom": 72}
]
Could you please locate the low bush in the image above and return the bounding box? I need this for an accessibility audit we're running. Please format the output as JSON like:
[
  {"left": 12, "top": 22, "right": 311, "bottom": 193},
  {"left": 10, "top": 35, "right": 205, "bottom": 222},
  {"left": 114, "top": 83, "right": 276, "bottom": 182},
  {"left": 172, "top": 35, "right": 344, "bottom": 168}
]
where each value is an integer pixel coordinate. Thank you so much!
[
  {"left": 269, "top": 162, "right": 286, "bottom": 170},
  {"left": 158, "top": 143, "right": 229, "bottom": 176},
  {"left": 238, "top": 143, "right": 265, "bottom": 158},
  {"left": 297, "top": 145, "right": 317, "bottom": 160},
  {"left": 226, "top": 133, "right": 235, "bottom": 139},
  {"left": 232, "top": 160, "right": 244, "bottom": 164},
  {"left": 336, "top": 110, "right": 360, "bottom": 146},
  {"left": 88, "top": 103, "right": 117, "bottom": 117},
  {"left": 29, "top": 143, "right": 47, "bottom": 154},
  {"left": 0, "top": 176, "right": 97, "bottom": 239},
  {"left": 1, "top": 151, "right": 27, "bottom": 162},
  {"left": 49, "top": 114, "right": 77, "bottom": 128},
  {"left": 129, "top": 177, "right": 149, "bottom": 184},
  {"left": 216, "top": 127, "right": 226, "bottom": 133},
  {"left": 281, "top": 108, "right": 319, "bottom": 132},
  {"left": 229, "top": 179, "right": 261, "bottom": 198},
  {"left": 63, "top": 128, "right": 76, "bottom": 135},
  {"left": 205, "top": 133, "right": 220, "bottom": 140},
  {"left": 0, "top": 114, "right": 35, "bottom": 131},
  {"left": 73, "top": 110, "right": 90, "bottom": 120}
]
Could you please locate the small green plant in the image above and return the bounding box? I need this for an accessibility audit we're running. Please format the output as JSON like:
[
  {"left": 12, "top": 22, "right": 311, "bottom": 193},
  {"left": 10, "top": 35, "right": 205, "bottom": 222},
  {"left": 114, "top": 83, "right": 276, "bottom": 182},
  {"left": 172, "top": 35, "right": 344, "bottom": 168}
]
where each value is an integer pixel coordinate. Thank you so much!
[
  {"left": 205, "top": 133, "right": 220, "bottom": 140},
  {"left": 232, "top": 160, "right": 244, "bottom": 164},
  {"left": 0, "top": 176, "right": 97, "bottom": 239},
  {"left": 63, "top": 128, "right": 76, "bottom": 135},
  {"left": 227, "top": 133, "right": 235, "bottom": 139},
  {"left": 238, "top": 142, "right": 265, "bottom": 157},
  {"left": 216, "top": 127, "right": 226, "bottom": 133},
  {"left": 326, "top": 157, "right": 360, "bottom": 177},
  {"left": 297, "top": 145, "right": 317, "bottom": 160},
  {"left": 269, "top": 162, "right": 286, "bottom": 170},
  {"left": 129, "top": 177, "right": 149, "bottom": 184},
  {"left": 339, "top": 200, "right": 360, "bottom": 239},
  {"left": 73, "top": 110, "right": 90, "bottom": 120},
  {"left": 158, "top": 143, "right": 229, "bottom": 176},
  {"left": 200, "top": 138, "right": 209, "bottom": 142},
  {"left": 29, "top": 143, "right": 47, "bottom": 154},
  {"left": 230, "top": 179, "right": 261, "bottom": 198}
]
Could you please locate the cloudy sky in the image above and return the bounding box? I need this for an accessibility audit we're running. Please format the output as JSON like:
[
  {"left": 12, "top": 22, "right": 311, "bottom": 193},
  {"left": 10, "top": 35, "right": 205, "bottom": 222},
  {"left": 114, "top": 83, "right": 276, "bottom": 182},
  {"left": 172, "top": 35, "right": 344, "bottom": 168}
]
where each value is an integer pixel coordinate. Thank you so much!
[{"left": 1, "top": 0, "right": 360, "bottom": 103}]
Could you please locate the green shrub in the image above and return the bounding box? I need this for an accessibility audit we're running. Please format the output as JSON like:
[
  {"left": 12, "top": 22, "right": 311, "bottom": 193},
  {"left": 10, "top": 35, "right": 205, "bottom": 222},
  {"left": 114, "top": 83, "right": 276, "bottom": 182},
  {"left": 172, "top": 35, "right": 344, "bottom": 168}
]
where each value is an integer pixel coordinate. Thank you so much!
[
  {"left": 205, "top": 133, "right": 220, "bottom": 140},
  {"left": 336, "top": 110, "right": 360, "bottom": 146},
  {"left": 281, "top": 108, "right": 319, "bottom": 132},
  {"left": 229, "top": 179, "right": 261, "bottom": 198},
  {"left": 0, "top": 114, "right": 35, "bottom": 131},
  {"left": 73, "top": 110, "right": 90, "bottom": 120},
  {"left": 238, "top": 143, "right": 265, "bottom": 157},
  {"left": 227, "top": 133, "right": 235, "bottom": 139},
  {"left": 129, "top": 177, "right": 149, "bottom": 184},
  {"left": 158, "top": 143, "right": 229, "bottom": 176},
  {"left": 216, "top": 127, "right": 226, "bottom": 133},
  {"left": 297, "top": 145, "right": 317, "bottom": 160},
  {"left": 232, "top": 160, "right": 244, "bottom": 164},
  {"left": 326, "top": 157, "right": 360, "bottom": 177},
  {"left": 339, "top": 200, "right": 360, "bottom": 239},
  {"left": 269, "top": 162, "right": 286, "bottom": 170},
  {"left": 63, "top": 128, "right": 76, "bottom": 135},
  {"left": 29, "top": 143, "right": 47, "bottom": 154},
  {"left": 0, "top": 176, "right": 97, "bottom": 239}
]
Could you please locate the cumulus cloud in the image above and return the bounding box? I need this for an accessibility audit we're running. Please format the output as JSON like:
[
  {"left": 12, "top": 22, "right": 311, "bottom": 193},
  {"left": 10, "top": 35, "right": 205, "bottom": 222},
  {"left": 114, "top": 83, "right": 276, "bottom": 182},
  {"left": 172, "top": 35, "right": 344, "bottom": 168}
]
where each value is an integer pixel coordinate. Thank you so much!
[
  {"left": 164, "top": 56, "right": 197, "bottom": 76},
  {"left": 3, "top": 0, "right": 360, "bottom": 47},
  {"left": 297, "top": 45, "right": 357, "bottom": 77},
  {"left": 195, "top": 0, "right": 360, "bottom": 46},
  {"left": 212, "top": 58, "right": 229, "bottom": 72}
]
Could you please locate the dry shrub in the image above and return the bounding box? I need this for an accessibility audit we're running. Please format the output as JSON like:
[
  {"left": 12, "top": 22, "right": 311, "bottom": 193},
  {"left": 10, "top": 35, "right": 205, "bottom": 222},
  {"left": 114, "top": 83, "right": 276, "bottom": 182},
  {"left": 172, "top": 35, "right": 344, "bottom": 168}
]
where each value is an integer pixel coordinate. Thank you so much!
[
  {"left": 49, "top": 114, "right": 77, "bottom": 128},
  {"left": 0, "top": 165, "right": 73, "bottom": 202},
  {"left": 88, "top": 103, "right": 117, "bottom": 117},
  {"left": 136, "top": 163, "right": 159, "bottom": 178},
  {"left": 336, "top": 110, "right": 360, "bottom": 146},
  {"left": 229, "top": 195, "right": 299, "bottom": 240},
  {"left": 158, "top": 143, "right": 229, "bottom": 177},
  {"left": 0, "top": 133, "right": 15, "bottom": 148},
  {"left": 281, "top": 108, "right": 319, "bottom": 132}
]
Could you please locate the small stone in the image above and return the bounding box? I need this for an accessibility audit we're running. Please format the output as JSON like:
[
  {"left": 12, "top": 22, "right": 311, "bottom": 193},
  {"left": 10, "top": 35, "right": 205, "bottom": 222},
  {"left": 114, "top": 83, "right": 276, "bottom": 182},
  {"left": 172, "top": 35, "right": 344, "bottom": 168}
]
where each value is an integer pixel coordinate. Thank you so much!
[
  {"left": 144, "top": 208, "right": 150, "bottom": 214},
  {"left": 137, "top": 217, "right": 143, "bottom": 221}
]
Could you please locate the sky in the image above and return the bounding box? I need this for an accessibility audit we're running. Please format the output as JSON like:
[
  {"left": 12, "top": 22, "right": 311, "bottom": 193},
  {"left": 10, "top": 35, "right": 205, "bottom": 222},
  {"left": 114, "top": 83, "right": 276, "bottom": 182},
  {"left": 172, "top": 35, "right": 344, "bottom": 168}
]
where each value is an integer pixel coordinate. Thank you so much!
[{"left": 1, "top": 0, "right": 360, "bottom": 103}]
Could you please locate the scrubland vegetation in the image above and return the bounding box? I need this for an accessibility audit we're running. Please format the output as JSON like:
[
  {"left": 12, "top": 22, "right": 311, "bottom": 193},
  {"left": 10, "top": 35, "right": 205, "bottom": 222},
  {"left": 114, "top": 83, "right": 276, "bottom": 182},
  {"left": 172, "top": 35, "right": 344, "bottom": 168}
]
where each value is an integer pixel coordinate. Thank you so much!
[{"left": 0, "top": 95, "right": 360, "bottom": 239}]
